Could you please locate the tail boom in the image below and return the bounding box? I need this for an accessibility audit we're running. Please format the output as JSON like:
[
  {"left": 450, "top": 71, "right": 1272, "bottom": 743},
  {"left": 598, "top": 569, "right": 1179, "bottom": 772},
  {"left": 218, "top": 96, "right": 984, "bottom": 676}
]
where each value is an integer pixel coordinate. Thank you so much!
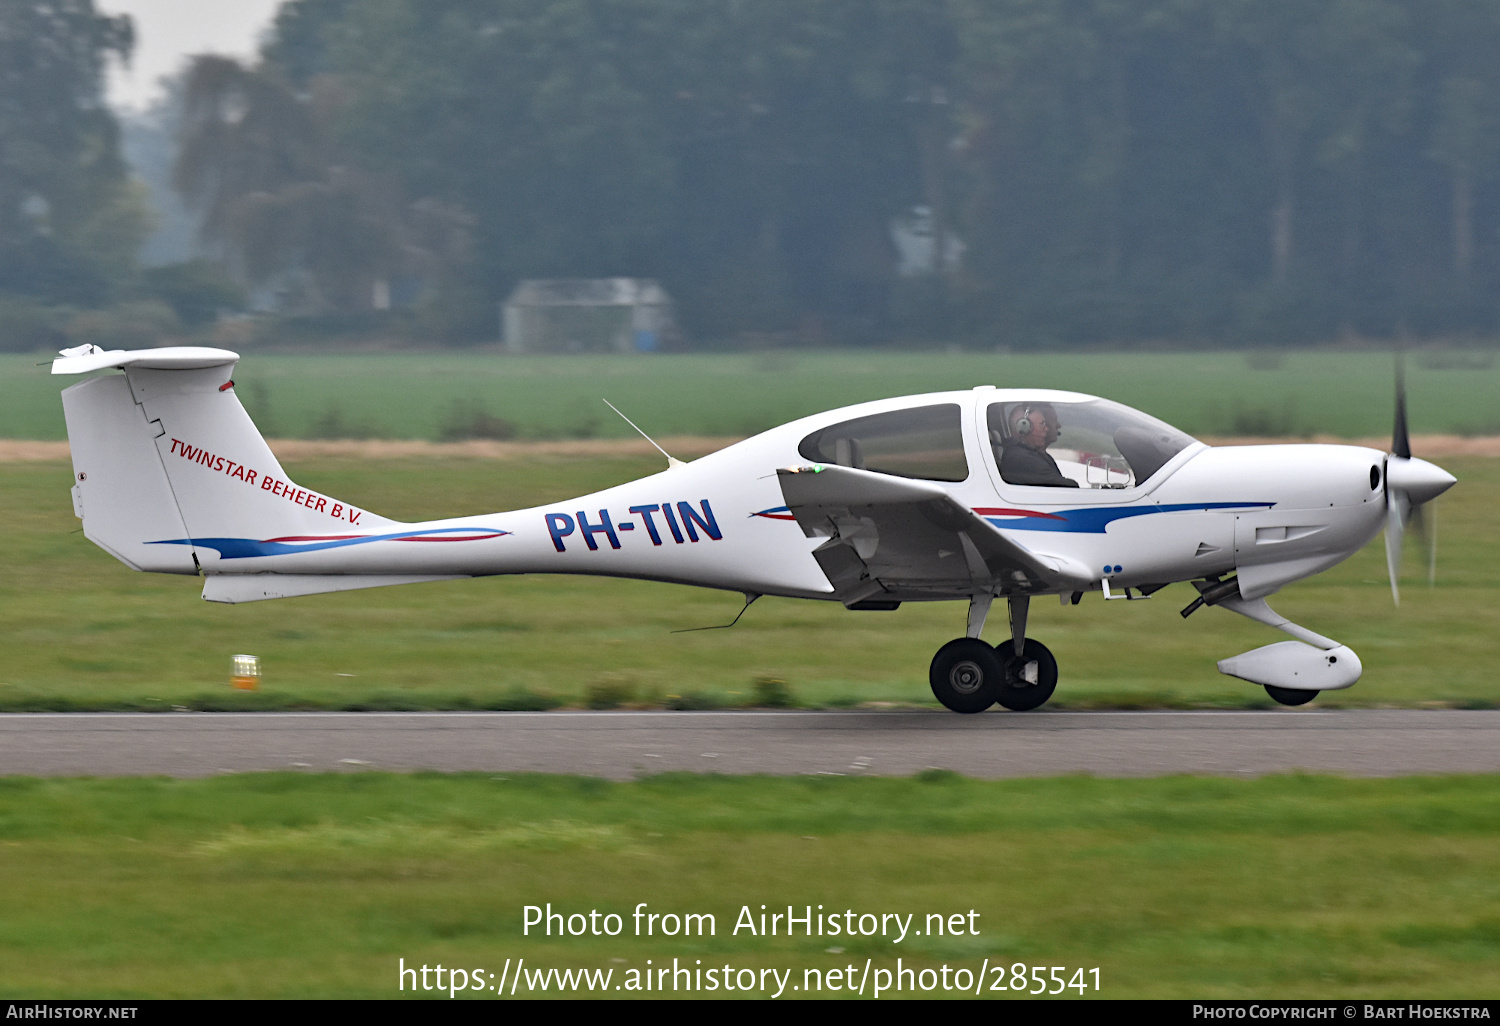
[{"left": 55, "top": 346, "right": 832, "bottom": 603}]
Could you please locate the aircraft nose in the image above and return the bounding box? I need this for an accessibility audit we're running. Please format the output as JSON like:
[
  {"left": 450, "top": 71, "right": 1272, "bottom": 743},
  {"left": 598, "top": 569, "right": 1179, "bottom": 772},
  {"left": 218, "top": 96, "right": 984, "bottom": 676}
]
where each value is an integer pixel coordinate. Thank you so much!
[{"left": 1386, "top": 456, "right": 1456, "bottom": 507}]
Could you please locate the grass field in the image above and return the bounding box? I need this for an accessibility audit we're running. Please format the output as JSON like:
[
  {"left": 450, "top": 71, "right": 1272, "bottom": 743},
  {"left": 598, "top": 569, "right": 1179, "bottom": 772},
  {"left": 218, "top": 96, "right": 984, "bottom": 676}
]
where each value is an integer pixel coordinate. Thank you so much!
[
  {"left": 0, "top": 772, "right": 1496, "bottom": 998},
  {"left": 2, "top": 451, "right": 1495, "bottom": 712},
  {"left": 4, "top": 349, "right": 1498, "bottom": 441}
]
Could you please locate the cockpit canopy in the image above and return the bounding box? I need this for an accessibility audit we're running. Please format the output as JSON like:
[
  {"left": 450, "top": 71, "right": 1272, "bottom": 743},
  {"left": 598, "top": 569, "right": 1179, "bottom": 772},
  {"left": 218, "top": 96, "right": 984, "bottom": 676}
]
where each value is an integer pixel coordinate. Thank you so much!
[
  {"left": 794, "top": 395, "right": 1197, "bottom": 489},
  {"left": 988, "top": 398, "right": 1195, "bottom": 489}
]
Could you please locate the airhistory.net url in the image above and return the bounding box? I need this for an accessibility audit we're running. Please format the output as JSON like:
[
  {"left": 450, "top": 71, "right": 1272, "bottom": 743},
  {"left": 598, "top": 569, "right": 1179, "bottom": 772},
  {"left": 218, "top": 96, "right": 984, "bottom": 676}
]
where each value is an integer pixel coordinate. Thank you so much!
[{"left": 398, "top": 957, "right": 1101, "bottom": 998}]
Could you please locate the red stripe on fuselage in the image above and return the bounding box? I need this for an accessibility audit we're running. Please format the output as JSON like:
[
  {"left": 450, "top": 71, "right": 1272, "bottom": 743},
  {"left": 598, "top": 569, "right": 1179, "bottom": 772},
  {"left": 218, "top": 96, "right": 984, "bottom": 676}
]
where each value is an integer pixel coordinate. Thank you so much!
[{"left": 971, "top": 507, "right": 1067, "bottom": 521}]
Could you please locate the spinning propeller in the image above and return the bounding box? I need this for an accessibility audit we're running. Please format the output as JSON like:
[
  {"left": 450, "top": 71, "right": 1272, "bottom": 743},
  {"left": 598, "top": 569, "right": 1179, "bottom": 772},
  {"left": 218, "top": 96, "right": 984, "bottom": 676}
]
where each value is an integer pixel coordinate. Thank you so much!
[{"left": 1383, "top": 354, "right": 1457, "bottom": 605}]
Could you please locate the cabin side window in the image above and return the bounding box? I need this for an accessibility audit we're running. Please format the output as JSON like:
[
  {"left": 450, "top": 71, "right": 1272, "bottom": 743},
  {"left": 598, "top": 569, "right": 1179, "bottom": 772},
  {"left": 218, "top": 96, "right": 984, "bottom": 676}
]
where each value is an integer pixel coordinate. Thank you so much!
[{"left": 798, "top": 403, "right": 969, "bottom": 482}]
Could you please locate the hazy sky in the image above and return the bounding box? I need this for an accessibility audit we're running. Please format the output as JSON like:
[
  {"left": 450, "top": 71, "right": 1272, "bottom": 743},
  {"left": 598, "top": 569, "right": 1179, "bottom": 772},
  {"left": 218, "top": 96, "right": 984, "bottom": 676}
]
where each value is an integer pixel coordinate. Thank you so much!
[{"left": 98, "top": 0, "right": 284, "bottom": 111}]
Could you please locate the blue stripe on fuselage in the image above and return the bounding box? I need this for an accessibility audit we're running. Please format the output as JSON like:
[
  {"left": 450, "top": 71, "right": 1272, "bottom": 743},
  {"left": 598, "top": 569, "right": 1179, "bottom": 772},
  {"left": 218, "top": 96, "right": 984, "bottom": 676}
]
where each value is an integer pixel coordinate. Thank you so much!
[
  {"left": 984, "top": 502, "right": 1274, "bottom": 533},
  {"left": 147, "top": 527, "right": 509, "bottom": 559}
]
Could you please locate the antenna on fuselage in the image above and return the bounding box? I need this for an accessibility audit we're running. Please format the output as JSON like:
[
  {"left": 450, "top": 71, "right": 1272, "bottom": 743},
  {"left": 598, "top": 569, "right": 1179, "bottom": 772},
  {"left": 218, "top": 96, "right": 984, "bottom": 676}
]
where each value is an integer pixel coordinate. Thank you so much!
[
  {"left": 672, "top": 592, "right": 761, "bottom": 633},
  {"left": 603, "top": 399, "right": 685, "bottom": 469}
]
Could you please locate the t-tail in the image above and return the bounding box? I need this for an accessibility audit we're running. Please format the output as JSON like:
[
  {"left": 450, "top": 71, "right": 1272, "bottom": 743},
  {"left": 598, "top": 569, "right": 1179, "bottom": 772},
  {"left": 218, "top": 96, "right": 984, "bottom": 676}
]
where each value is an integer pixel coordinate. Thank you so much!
[{"left": 50, "top": 345, "right": 465, "bottom": 603}]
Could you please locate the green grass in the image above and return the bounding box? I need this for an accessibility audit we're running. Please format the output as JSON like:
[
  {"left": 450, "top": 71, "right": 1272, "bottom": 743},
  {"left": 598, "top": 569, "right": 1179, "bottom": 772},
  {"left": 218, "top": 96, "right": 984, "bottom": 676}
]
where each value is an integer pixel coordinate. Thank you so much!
[
  {"left": 0, "top": 772, "right": 1496, "bottom": 998},
  {"left": 1, "top": 453, "right": 1495, "bottom": 712},
  {"left": 4, "top": 349, "right": 1498, "bottom": 440}
]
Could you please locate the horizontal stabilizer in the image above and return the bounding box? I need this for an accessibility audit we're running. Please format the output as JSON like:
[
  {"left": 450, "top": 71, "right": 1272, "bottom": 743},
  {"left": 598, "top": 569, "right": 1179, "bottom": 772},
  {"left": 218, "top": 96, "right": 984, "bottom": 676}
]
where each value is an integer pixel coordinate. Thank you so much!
[
  {"left": 203, "top": 574, "right": 469, "bottom": 604},
  {"left": 52, "top": 345, "right": 239, "bottom": 376}
]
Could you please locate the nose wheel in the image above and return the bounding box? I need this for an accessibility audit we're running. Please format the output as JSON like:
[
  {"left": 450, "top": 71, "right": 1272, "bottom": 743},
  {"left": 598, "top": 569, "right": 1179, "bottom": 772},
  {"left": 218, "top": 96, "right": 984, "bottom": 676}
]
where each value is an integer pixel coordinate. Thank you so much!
[{"left": 928, "top": 637, "right": 1059, "bottom": 713}]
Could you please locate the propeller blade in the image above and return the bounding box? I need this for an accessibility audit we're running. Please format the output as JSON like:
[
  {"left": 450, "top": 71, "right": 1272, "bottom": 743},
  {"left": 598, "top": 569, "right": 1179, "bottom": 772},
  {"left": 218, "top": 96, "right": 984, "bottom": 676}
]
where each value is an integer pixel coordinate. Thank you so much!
[
  {"left": 1392, "top": 351, "right": 1411, "bottom": 459},
  {"left": 1411, "top": 503, "right": 1436, "bottom": 586},
  {"left": 1384, "top": 488, "right": 1409, "bottom": 607},
  {"left": 1385, "top": 350, "right": 1452, "bottom": 604}
]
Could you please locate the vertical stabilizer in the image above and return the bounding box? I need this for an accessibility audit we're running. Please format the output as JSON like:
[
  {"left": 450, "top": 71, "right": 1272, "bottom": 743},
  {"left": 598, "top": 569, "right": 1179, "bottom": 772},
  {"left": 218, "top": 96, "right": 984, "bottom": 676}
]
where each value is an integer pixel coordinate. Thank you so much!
[{"left": 55, "top": 347, "right": 392, "bottom": 574}]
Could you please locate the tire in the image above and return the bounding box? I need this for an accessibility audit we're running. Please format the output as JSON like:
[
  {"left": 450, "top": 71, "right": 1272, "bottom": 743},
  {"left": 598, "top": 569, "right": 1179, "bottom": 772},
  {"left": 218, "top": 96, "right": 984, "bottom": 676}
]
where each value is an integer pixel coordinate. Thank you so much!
[
  {"left": 1264, "top": 684, "right": 1318, "bottom": 707},
  {"left": 993, "top": 638, "right": 1058, "bottom": 711},
  {"left": 929, "top": 638, "right": 1003, "bottom": 713}
]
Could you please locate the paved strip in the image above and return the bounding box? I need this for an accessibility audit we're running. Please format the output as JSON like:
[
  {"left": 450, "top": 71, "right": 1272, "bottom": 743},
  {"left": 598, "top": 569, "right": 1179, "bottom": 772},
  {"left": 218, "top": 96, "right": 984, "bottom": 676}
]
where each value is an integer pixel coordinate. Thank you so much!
[{"left": 0, "top": 710, "right": 1496, "bottom": 780}]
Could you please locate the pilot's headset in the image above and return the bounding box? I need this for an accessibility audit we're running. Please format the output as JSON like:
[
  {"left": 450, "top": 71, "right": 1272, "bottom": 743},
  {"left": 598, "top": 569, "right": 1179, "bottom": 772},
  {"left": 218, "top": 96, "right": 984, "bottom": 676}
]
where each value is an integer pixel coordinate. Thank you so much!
[{"left": 1013, "top": 405, "right": 1037, "bottom": 437}]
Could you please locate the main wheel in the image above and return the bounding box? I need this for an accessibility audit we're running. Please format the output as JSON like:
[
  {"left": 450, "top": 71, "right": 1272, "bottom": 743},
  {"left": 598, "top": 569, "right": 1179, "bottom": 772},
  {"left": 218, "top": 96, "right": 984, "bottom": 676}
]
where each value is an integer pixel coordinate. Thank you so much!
[
  {"left": 1264, "top": 685, "right": 1318, "bottom": 707},
  {"left": 993, "top": 638, "right": 1058, "bottom": 711},
  {"left": 929, "top": 638, "right": 1003, "bottom": 713}
]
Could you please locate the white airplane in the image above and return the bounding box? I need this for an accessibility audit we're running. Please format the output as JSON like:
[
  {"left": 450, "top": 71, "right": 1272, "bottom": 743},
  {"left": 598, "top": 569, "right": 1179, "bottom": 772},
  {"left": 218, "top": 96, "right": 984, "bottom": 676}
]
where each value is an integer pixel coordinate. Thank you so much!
[{"left": 52, "top": 344, "right": 1455, "bottom": 713}]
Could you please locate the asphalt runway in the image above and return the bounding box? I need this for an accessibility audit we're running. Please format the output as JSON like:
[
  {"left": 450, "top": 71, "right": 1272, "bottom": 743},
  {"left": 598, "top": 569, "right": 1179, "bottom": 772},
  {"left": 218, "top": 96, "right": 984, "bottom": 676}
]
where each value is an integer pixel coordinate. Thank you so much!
[{"left": 0, "top": 709, "right": 1497, "bottom": 779}]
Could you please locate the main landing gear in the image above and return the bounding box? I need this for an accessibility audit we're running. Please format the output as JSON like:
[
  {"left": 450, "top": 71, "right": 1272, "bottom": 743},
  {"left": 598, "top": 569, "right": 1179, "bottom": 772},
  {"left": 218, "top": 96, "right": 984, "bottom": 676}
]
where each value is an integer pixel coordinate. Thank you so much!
[
  {"left": 928, "top": 595, "right": 1059, "bottom": 714},
  {"left": 929, "top": 638, "right": 1005, "bottom": 714}
]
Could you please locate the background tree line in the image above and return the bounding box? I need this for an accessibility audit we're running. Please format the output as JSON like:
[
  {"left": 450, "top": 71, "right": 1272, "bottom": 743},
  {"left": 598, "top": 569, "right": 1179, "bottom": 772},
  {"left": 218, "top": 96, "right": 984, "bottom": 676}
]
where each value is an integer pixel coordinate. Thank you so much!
[{"left": 5, "top": 0, "right": 1500, "bottom": 348}]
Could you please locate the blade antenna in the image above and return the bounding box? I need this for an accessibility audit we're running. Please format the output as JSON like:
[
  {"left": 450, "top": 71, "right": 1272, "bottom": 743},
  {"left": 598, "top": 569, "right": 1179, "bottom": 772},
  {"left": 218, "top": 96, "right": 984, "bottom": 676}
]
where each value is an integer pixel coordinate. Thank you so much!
[
  {"left": 672, "top": 593, "right": 761, "bottom": 633},
  {"left": 603, "top": 399, "right": 684, "bottom": 468}
]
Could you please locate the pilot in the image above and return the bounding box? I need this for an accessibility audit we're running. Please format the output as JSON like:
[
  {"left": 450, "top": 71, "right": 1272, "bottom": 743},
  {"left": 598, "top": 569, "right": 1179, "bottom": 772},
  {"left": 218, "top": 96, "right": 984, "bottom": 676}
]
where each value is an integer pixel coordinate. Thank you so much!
[{"left": 999, "top": 403, "right": 1079, "bottom": 487}]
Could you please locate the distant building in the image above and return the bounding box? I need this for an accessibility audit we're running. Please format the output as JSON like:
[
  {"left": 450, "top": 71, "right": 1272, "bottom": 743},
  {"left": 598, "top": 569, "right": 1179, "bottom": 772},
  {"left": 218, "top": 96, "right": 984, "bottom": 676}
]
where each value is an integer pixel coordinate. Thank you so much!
[
  {"left": 502, "top": 278, "right": 676, "bottom": 354},
  {"left": 890, "top": 205, "right": 965, "bottom": 277}
]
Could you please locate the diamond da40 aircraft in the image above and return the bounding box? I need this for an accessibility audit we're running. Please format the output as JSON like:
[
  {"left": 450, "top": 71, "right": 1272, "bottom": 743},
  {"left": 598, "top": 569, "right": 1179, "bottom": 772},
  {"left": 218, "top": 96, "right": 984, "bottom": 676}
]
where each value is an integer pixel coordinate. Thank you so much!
[{"left": 53, "top": 344, "right": 1454, "bottom": 712}]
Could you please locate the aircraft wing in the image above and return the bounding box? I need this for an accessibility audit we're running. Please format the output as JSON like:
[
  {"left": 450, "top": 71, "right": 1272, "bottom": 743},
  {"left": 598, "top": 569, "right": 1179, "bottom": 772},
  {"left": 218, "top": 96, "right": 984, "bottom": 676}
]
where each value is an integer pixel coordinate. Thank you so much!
[{"left": 776, "top": 464, "right": 1092, "bottom": 606}]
